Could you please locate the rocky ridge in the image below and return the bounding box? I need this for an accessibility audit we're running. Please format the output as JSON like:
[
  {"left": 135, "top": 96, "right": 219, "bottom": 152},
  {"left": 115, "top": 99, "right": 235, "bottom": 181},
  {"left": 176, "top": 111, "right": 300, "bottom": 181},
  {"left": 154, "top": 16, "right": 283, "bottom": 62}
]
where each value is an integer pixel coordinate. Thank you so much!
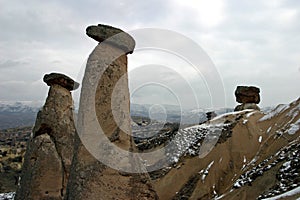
[{"left": 150, "top": 97, "right": 300, "bottom": 200}]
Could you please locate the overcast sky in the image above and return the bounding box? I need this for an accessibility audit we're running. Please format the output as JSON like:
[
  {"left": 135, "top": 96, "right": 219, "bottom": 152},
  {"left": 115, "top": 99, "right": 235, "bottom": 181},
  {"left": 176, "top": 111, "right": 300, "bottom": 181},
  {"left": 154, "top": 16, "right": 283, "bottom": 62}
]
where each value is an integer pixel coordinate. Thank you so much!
[{"left": 0, "top": 0, "right": 299, "bottom": 109}]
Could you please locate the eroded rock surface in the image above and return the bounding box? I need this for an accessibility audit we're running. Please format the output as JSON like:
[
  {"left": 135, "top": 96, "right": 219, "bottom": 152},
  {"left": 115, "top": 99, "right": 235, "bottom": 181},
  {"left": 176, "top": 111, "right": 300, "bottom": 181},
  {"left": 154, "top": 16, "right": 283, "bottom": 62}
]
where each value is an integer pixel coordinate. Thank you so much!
[
  {"left": 44, "top": 72, "right": 79, "bottom": 91},
  {"left": 234, "top": 103, "right": 260, "bottom": 111},
  {"left": 66, "top": 24, "right": 157, "bottom": 200},
  {"left": 15, "top": 73, "right": 78, "bottom": 200},
  {"left": 152, "top": 98, "right": 300, "bottom": 200},
  {"left": 235, "top": 86, "right": 261, "bottom": 111},
  {"left": 235, "top": 86, "right": 260, "bottom": 104},
  {"left": 86, "top": 24, "right": 135, "bottom": 54}
]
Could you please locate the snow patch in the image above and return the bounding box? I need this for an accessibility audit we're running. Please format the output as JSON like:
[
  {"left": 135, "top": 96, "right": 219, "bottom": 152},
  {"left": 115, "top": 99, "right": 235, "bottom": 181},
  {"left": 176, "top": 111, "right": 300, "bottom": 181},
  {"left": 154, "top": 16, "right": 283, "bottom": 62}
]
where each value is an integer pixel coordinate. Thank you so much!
[
  {"left": 0, "top": 192, "right": 15, "bottom": 200},
  {"left": 259, "top": 104, "right": 290, "bottom": 122},
  {"left": 259, "top": 136, "right": 263, "bottom": 143},
  {"left": 211, "top": 110, "right": 253, "bottom": 122},
  {"left": 165, "top": 122, "right": 228, "bottom": 164},
  {"left": 286, "top": 119, "right": 300, "bottom": 135},
  {"left": 219, "top": 157, "right": 223, "bottom": 163},
  {"left": 287, "top": 102, "right": 300, "bottom": 118},
  {"left": 214, "top": 194, "right": 225, "bottom": 200},
  {"left": 261, "top": 185, "right": 300, "bottom": 200},
  {"left": 242, "top": 155, "right": 247, "bottom": 169},
  {"left": 201, "top": 161, "right": 215, "bottom": 182},
  {"left": 213, "top": 184, "right": 217, "bottom": 195},
  {"left": 281, "top": 161, "right": 291, "bottom": 172},
  {"left": 246, "top": 111, "right": 257, "bottom": 118}
]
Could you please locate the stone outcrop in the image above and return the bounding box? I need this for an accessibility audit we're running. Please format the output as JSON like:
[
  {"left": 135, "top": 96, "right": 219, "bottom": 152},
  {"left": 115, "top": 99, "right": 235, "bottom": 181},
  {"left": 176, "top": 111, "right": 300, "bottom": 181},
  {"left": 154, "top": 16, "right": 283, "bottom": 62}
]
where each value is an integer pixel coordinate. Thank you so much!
[
  {"left": 66, "top": 24, "right": 158, "bottom": 200},
  {"left": 235, "top": 86, "right": 260, "bottom": 104},
  {"left": 15, "top": 73, "right": 78, "bottom": 200},
  {"left": 234, "top": 86, "right": 260, "bottom": 111},
  {"left": 206, "top": 111, "right": 217, "bottom": 121},
  {"left": 234, "top": 103, "right": 260, "bottom": 111},
  {"left": 151, "top": 97, "right": 300, "bottom": 199}
]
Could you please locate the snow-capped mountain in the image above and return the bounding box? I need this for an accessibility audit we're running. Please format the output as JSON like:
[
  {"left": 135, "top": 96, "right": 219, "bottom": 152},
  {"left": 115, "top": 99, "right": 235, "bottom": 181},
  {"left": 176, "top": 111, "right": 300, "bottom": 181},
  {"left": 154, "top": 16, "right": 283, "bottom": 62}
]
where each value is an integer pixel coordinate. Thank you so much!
[
  {"left": 131, "top": 103, "right": 233, "bottom": 124},
  {"left": 0, "top": 101, "right": 42, "bottom": 113},
  {"left": 0, "top": 101, "right": 274, "bottom": 130},
  {"left": 0, "top": 101, "right": 42, "bottom": 129},
  {"left": 0, "top": 102, "right": 233, "bottom": 129}
]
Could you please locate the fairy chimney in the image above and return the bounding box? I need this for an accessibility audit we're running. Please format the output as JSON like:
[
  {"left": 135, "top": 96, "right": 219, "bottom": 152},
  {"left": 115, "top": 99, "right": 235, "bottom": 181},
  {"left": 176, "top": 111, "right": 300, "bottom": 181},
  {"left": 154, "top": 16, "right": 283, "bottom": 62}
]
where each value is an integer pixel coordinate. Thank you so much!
[
  {"left": 15, "top": 73, "right": 79, "bottom": 200},
  {"left": 65, "top": 24, "right": 158, "bottom": 200}
]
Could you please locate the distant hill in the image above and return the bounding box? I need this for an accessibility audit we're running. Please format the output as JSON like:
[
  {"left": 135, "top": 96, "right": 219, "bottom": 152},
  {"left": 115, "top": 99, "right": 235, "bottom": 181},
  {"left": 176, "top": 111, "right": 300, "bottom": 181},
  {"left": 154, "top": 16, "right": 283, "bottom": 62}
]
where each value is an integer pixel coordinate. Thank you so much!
[
  {"left": 0, "top": 102, "right": 42, "bottom": 130},
  {"left": 1, "top": 101, "right": 279, "bottom": 130},
  {"left": 131, "top": 103, "right": 234, "bottom": 124}
]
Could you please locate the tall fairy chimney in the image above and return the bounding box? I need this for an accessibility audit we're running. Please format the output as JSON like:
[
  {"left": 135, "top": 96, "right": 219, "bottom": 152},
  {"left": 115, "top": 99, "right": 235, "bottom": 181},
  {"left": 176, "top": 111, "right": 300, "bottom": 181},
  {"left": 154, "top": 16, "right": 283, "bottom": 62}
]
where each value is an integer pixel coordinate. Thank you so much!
[{"left": 65, "top": 24, "right": 158, "bottom": 200}]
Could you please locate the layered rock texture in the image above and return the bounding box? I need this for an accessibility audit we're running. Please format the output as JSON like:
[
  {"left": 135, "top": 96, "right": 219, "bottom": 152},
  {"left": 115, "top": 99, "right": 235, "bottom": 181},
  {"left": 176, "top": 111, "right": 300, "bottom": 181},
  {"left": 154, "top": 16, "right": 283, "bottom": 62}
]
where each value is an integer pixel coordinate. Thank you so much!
[
  {"left": 234, "top": 86, "right": 260, "bottom": 111},
  {"left": 66, "top": 24, "right": 157, "bottom": 200},
  {"left": 144, "top": 97, "right": 300, "bottom": 199},
  {"left": 15, "top": 73, "right": 78, "bottom": 200}
]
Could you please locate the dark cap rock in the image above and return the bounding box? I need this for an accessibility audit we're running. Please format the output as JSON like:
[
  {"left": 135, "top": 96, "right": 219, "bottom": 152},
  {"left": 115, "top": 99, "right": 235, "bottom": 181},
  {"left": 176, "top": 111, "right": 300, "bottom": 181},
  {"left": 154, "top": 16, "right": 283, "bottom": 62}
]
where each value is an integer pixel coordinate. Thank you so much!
[
  {"left": 235, "top": 86, "right": 260, "bottom": 104},
  {"left": 43, "top": 73, "right": 79, "bottom": 91},
  {"left": 86, "top": 24, "right": 135, "bottom": 54}
]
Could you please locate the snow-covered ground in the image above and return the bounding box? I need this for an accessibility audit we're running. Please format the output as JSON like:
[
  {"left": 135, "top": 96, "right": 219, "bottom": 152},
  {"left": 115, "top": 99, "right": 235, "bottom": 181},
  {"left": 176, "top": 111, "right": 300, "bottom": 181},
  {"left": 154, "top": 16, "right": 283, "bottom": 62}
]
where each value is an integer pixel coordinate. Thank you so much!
[
  {"left": 0, "top": 101, "right": 42, "bottom": 113},
  {"left": 259, "top": 104, "right": 290, "bottom": 122},
  {"left": 0, "top": 192, "right": 15, "bottom": 200},
  {"left": 261, "top": 186, "right": 300, "bottom": 200}
]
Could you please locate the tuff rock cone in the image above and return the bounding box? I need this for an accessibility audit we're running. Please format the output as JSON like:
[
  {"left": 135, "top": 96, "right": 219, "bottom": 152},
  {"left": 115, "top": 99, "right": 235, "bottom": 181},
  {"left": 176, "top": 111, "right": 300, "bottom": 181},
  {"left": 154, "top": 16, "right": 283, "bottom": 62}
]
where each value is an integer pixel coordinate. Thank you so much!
[
  {"left": 15, "top": 73, "right": 79, "bottom": 200},
  {"left": 65, "top": 24, "right": 158, "bottom": 200}
]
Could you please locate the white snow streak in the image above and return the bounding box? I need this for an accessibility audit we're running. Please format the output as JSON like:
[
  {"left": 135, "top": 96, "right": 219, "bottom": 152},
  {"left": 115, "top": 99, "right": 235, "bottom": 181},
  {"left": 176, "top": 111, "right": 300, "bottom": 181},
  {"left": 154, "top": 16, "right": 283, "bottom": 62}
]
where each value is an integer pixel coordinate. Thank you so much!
[
  {"left": 286, "top": 119, "right": 300, "bottom": 135},
  {"left": 262, "top": 185, "right": 300, "bottom": 200},
  {"left": 259, "top": 104, "right": 290, "bottom": 122}
]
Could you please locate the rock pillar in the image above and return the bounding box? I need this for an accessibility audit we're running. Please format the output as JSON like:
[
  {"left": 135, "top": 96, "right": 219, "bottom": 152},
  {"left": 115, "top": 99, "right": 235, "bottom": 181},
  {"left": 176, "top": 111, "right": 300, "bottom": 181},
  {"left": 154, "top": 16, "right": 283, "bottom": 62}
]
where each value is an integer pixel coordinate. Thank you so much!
[
  {"left": 66, "top": 24, "right": 157, "bottom": 200},
  {"left": 15, "top": 73, "right": 79, "bottom": 200}
]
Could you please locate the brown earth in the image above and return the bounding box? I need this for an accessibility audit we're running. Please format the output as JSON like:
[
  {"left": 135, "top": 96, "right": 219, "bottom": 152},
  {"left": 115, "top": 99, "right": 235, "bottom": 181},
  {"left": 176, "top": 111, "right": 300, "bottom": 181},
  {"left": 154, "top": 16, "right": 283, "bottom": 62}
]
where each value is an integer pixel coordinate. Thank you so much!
[{"left": 151, "top": 97, "right": 300, "bottom": 199}]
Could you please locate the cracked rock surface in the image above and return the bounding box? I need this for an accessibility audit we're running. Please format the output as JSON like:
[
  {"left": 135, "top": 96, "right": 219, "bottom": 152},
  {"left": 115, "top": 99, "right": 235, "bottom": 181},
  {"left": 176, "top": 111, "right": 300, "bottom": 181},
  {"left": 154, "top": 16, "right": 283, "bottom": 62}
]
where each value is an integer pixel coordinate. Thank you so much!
[
  {"left": 65, "top": 24, "right": 157, "bottom": 200},
  {"left": 15, "top": 74, "right": 78, "bottom": 200}
]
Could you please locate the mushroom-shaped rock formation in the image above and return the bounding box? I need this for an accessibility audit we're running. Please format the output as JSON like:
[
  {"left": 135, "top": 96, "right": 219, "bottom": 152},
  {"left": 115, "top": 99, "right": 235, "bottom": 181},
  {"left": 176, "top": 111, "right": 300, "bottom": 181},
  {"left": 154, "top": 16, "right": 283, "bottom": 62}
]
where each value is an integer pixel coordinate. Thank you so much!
[
  {"left": 234, "top": 86, "right": 261, "bottom": 111},
  {"left": 44, "top": 72, "right": 80, "bottom": 91},
  {"left": 66, "top": 24, "right": 157, "bottom": 200},
  {"left": 15, "top": 73, "right": 79, "bottom": 200},
  {"left": 86, "top": 24, "right": 135, "bottom": 54}
]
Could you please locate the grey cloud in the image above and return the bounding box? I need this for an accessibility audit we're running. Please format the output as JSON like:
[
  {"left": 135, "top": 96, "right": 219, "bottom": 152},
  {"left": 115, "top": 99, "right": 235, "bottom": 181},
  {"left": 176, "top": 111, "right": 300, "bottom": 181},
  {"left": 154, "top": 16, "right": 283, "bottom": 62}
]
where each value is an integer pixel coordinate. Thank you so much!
[
  {"left": 0, "top": 0, "right": 299, "bottom": 108},
  {"left": 0, "top": 60, "right": 28, "bottom": 69},
  {"left": 0, "top": 80, "right": 48, "bottom": 101}
]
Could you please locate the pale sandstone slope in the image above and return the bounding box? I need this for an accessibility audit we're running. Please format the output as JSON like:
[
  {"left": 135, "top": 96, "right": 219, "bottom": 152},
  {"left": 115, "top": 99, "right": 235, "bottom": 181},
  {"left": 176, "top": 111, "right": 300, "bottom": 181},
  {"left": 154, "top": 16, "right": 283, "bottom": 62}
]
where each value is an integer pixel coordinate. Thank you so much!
[{"left": 153, "top": 98, "right": 300, "bottom": 200}]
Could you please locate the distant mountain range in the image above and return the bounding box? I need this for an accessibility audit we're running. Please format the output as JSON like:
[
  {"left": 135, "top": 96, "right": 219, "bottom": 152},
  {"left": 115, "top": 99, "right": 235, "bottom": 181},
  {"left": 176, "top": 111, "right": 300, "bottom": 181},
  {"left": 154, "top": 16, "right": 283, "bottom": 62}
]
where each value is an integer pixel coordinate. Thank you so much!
[
  {"left": 0, "top": 101, "right": 42, "bottom": 113},
  {"left": 0, "top": 102, "right": 43, "bottom": 130},
  {"left": 0, "top": 101, "right": 274, "bottom": 130},
  {"left": 130, "top": 103, "right": 234, "bottom": 124}
]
